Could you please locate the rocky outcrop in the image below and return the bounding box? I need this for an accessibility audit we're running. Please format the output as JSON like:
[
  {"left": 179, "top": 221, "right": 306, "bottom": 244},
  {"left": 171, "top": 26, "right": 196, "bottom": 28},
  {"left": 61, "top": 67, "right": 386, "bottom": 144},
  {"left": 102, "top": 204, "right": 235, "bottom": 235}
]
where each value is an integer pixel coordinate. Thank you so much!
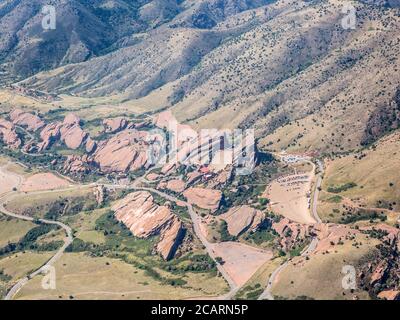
[
  {"left": 60, "top": 114, "right": 88, "bottom": 149},
  {"left": 103, "top": 117, "right": 128, "bottom": 134},
  {"left": 154, "top": 111, "right": 255, "bottom": 172},
  {"left": 0, "top": 119, "right": 21, "bottom": 149},
  {"left": 186, "top": 171, "right": 203, "bottom": 186},
  {"left": 85, "top": 137, "right": 97, "bottom": 154},
  {"left": 63, "top": 128, "right": 163, "bottom": 175},
  {"left": 357, "top": 226, "right": 400, "bottom": 299},
  {"left": 147, "top": 173, "right": 160, "bottom": 181},
  {"left": 158, "top": 179, "right": 186, "bottom": 193},
  {"left": 63, "top": 155, "right": 92, "bottom": 174},
  {"left": 9, "top": 109, "right": 45, "bottom": 131},
  {"left": 272, "top": 218, "right": 310, "bottom": 250},
  {"left": 370, "top": 261, "right": 388, "bottom": 286},
  {"left": 183, "top": 187, "right": 222, "bottom": 213},
  {"left": 93, "top": 129, "right": 152, "bottom": 173},
  {"left": 94, "top": 185, "right": 106, "bottom": 206},
  {"left": 156, "top": 215, "right": 184, "bottom": 260},
  {"left": 313, "top": 223, "right": 358, "bottom": 254},
  {"left": 112, "top": 191, "right": 183, "bottom": 260},
  {"left": 377, "top": 290, "right": 400, "bottom": 300},
  {"left": 38, "top": 113, "right": 89, "bottom": 151},
  {"left": 221, "top": 206, "right": 264, "bottom": 237},
  {"left": 38, "top": 122, "right": 62, "bottom": 151}
]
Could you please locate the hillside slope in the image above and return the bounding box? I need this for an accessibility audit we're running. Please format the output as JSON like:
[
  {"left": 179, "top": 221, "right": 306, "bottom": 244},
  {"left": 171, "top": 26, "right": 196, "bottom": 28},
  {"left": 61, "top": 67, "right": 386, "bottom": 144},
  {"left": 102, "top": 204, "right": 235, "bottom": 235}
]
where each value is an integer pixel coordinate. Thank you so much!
[
  {"left": 21, "top": 0, "right": 400, "bottom": 154},
  {"left": 0, "top": 0, "right": 275, "bottom": 83}
]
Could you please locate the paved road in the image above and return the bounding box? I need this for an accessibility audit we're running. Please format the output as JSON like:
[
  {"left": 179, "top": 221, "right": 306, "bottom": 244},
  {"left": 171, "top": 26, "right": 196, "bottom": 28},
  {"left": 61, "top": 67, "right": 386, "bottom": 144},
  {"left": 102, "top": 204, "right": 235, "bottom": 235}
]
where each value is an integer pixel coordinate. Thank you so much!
[
  {"left": 105, "top": 176, "right": 239, "bottom": 298},
  {"left": 258, "top": 155, "right": 323, "bottom": 300},
  {"left": 0, "top": 165, "right": 74, "bottom": 300},
  {"left": 258, "top": 237, "right": 319, "bottom": 300},
  {"left": 1, "top": 164, "right": 238, "bottom": 300}
]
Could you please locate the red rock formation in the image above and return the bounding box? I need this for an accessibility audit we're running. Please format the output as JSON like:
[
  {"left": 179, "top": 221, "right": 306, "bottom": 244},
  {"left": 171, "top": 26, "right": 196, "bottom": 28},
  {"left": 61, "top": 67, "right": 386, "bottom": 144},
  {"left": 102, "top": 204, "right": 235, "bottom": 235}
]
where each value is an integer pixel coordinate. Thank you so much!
[
  {"left": 112, "top": 191, "right": 183, "bottom": 260},
  {"left": 0, "top": 119, "right": 21, "bottom": 149},
  {"left": 60, "top": 114, "right": 88, "bottom": 150},
  {"left": 221, "top": 206, "right": 264, "bottom": 237},
  {"left": 85, "top": 137, "right": 97, "bottom": 153},
  {"left": 38, "top": 122, "right": 62, "bottom": 151},
  {"left": 370, "top": 261, "right": 388, "bottom": 285},
  {"left": 313, "top": 223, "right": 359, "bottom": 254},
  {"left": 158, "top": 179, "right": 186, "bottom": 193},
  {"left": 103, "top": 117, "right": 128, "bottom": 133},
  {"left": 93, "top": 129, "right": 151, "bottom": 173},
  {"left": 38, "top": 113, "right": 90, "bottom": 151},
  {"left": 272, "top": 218, "right": 310, "bottom": 250},
  {"left": 186, "top": 171, "right": 203, "bottom": 186},
  {"left": 22, "top": 141, "right": 37, "bottom": 153},
  {"left": 156, "top": 215, "right": 183, "bottom": 260},
  {"left": 378, "top": 290, "right": 400, "bottom": 300},
  {"left": 63, "top": 155, "right": 91, "bottom": 174},
  {"left": 146, "top": 173, "right": 160, "bottom": 181},
  {"left": 183, "top": 187, "right": 222, "bottom": 213},
  {"left": 63, "top": 113, "right": 81, "bottom": 126},
  {"left": 9, "top": 109, "right": 45, "bottom": 132}
]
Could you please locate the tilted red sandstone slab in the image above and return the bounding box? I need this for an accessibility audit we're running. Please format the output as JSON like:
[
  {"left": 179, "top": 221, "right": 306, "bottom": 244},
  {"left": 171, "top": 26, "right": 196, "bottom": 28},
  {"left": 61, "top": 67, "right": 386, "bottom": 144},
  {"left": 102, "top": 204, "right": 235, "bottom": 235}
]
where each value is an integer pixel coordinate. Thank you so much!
[
  {"left": 63, "top": 155, "right": 92, "bottom": 174},
  {"left": 85, "top": 137, "right": 97, "bottom": 153},
  {"left": 38, "top": 113, "right": 90, "bottom": 151},
  {"left": 0, "top": 118, "right": 21, "bottom": 149},
  {"left": 158, "top": 179, "right": 186, "bottom": 193},
  {"left": 183, "top": 187, "right": 222, "bottom": 213},
  {"left": 9, "top": 109, "right": 45, "bottom": 132},
  {"left": 103, "top": 117, "right": 128, "bottom": 133},
  {"left": 272, "top": 217, "right": 311, "bottom": 250},
  {"left": 112, "top": 191, "right": 183, "bottom": 260},
  {"left": 93, "top": 129, "right": 151, "bottom": 173},
  {"left": 60, "top": 114, "right": 88, "bottom": 150},
  {"left": 221, "top": 205, "right": 264, "bottom": 237},
  {"left": 38, "top": 122, "right": 62, "bottom": 151},
  {"left": 156, "top": 215, "right": 184, "bottom": 260}
]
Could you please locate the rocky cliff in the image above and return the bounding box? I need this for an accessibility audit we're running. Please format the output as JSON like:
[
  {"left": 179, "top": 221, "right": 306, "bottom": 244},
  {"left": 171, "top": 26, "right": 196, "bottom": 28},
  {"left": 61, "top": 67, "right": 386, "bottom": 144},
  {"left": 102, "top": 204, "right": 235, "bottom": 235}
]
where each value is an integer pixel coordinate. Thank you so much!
[{"left": 112, "top": 191, "right": 184, "bottom": 260}]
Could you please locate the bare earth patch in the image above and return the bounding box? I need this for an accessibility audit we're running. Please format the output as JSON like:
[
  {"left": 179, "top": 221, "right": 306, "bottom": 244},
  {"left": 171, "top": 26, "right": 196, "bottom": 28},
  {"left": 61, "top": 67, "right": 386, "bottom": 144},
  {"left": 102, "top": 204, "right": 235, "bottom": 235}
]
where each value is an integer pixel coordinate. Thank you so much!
[
  {"left": 211, "top": 242, "right": 273, "bottom": 287},
  {"left": 265, "top": 173, "right": 315, "bottom": 224},
  {"left": 20, "top": 173, "right": 71, "bottom": 192},
  {"left": 0, "top": 166, "right": 21, "bottom": 195}
]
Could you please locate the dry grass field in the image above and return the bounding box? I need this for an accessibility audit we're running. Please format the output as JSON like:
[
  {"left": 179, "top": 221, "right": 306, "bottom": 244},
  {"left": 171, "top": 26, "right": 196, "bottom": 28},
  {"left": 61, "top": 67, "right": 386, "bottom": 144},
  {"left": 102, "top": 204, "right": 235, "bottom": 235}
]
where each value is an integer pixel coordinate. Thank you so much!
[
  {"left": 318, "top": 131, "right": 400, "bottom": 222},
  {"left": 0, "top": 251, "right": 53, "bottom": 283},
  {"left": 271, "top": 234, "right": 379, "bottom": 300},
  {"left": 0, "top": 216, "right": 35, "bottom": 248},
  {"left": 14, "top": 253, "right": 228, "bottom": 300},
  {"left": 4, "top": 186, "right": 96, "bottom": 219}
]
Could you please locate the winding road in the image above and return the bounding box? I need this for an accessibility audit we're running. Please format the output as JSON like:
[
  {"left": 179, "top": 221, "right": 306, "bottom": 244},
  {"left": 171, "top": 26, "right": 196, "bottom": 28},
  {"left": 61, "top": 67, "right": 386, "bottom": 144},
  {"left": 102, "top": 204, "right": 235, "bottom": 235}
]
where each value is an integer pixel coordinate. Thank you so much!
[
  {"left": 258, "top": 237, "right": 319, "bottom": 300},
  {"left": 258, "top": 156, "right": 324, "bottom": 300},
  {"left": 1, "top": 166, "right": 239, "bottom": 300},
  {"left": 1, "top": 155, "right": 324, "bottom": 301},
  {"left": 107, "top": 173, "right": 240, "bottom": 298},
  {"left": 0, "top": 164, "right": 73, "bottom": 300}
]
